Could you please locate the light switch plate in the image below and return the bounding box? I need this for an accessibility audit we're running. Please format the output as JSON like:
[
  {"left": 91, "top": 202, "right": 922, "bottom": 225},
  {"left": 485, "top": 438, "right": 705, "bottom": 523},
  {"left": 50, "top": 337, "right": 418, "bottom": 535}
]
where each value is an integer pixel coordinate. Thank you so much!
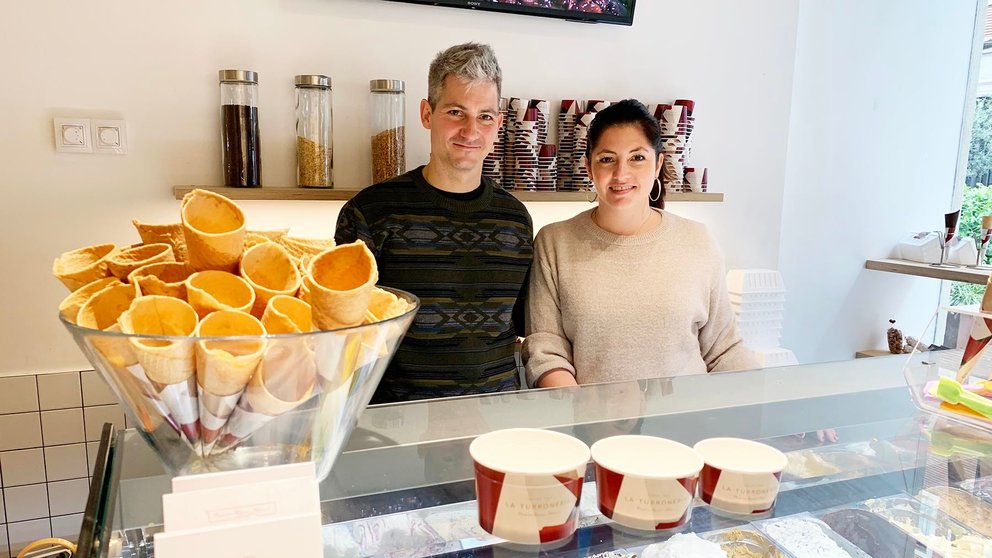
[
  {"left": 92, "top": 119, "right": 128, "bottom": 155},
  {"left": 54, "top": 117, "right": 92, "bottom": 153}
]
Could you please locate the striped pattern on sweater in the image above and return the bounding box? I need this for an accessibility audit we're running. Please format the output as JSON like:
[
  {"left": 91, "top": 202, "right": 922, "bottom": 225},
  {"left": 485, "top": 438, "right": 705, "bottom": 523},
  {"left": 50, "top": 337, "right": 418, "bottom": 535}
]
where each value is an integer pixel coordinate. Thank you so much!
[{"left": 334, "top": 167, "right": 533, "bottom": 403}]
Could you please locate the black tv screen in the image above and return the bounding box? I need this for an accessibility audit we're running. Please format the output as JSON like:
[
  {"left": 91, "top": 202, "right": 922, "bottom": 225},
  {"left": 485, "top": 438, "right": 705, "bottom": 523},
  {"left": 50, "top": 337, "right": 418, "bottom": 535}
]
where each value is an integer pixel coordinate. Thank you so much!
[{"left": 385, "top": 0, "right": 636, "bottom": 26}]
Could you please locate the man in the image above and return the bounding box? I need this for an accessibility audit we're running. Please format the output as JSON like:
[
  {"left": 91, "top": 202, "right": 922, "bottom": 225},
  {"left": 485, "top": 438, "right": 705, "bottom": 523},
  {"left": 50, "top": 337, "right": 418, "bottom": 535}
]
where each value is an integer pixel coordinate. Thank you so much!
[{"left": 335, "top": 43, "right": 533, "bottom": 403}]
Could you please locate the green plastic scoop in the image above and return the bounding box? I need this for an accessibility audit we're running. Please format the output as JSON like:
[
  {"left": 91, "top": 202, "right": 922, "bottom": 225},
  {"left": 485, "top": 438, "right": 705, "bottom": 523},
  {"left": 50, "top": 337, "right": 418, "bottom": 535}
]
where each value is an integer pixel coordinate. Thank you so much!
[{"left": 937, "top": 377, "right": 992, "bottom": 420}]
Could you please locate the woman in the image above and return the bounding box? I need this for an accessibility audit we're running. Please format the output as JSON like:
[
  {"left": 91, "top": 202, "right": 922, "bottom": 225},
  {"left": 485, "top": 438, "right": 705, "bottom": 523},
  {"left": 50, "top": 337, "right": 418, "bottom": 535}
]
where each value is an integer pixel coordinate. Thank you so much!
[{"left": 524, "top": 99, "right": 757, "bottom": 388}]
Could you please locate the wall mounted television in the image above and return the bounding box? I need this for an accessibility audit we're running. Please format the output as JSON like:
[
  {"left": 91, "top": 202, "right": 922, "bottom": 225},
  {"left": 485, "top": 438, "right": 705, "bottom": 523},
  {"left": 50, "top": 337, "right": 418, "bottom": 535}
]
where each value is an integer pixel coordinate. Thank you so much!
[{"left": 385, "top": 0, "right": 636, "bottom": 26}]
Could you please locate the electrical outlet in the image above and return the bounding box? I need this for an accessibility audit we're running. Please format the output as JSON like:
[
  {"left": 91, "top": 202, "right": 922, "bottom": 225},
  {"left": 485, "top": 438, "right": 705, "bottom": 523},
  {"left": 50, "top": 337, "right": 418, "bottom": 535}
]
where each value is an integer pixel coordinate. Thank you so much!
[
  {"left": 54, "top": 117, "right": 92, "bottom": 153},
  {"left": 92, "top": 119, "right": 128, "bottom": 155}
]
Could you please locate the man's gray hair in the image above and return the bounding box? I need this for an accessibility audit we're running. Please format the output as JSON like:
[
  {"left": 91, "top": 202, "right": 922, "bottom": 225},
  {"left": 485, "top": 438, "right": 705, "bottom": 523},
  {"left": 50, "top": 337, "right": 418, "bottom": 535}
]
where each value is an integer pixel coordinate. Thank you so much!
[{"left": 427, "top": 42, "right": 502, "bottom": 109}]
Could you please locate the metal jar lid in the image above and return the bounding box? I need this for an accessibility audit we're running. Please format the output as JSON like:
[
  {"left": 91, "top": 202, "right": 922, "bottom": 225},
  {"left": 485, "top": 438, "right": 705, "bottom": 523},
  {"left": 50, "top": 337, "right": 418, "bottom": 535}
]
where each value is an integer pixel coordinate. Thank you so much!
[
  {"left": 370, "top": 79, "right": 405, "bottom": 93},
  {"left": 295, "top": 74, "right": 331, "bottom": 89},
  {"left": 218, "top": 69, "right": 258, "bottom": 84}
]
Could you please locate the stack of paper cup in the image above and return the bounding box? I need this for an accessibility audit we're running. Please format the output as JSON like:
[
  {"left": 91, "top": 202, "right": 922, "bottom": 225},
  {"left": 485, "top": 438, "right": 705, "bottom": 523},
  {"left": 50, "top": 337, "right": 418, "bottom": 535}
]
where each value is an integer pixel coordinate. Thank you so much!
[
  {"left": 557, "top": 100, "right": 580, "bottom": 191},
  {"left": 482, "top": 97, "right": 509, "bottom": 188}
]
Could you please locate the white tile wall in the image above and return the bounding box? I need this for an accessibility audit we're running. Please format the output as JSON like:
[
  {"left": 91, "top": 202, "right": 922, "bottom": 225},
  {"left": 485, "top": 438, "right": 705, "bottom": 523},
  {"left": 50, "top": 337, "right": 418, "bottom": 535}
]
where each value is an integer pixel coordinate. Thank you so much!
[
  {"left": 4, "top": 484, "right": 49, "bottom": 522},
  {"left": 0, "top": 414, "right": 42, "bottom": 452},
  {"left": 84, "top": 405, "right": 125, "bottom": 442},
  {"left": 51, "top": 513, "right": 84, "bottom": 543},
  {"left": 8, "top": 518, "right": 52, "bottom": 557},
  {"left": 0, "top": 376, "right": 39, "bottom": 415},
  {"left": 48, "top": 479, "right": 88, "bottom": 516},
  {"left": 81, "top": 371, "right": 117, "bottom": 407},
  {"left": 44, "top": 444, "right": 88, "bottom": 482},
  {"left": 0, "top": 449, "right": 45, "bottom": 486},
  {"left": 0, "top": 370, "right": 129, "bottom": 552},
  {"left": 40, "top": 409, "right": 85, "bottom": 446},
  {"left": 38, "top": 372, "right": 82, "bottom": 411}
]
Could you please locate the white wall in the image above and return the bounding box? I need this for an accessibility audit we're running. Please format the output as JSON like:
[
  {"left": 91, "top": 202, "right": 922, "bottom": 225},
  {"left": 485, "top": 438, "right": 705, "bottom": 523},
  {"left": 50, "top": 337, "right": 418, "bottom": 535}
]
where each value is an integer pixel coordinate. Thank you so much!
[
  {"left": 0, "top": 0, "right": 801, "bottom": 375},
  {"left": 778, "top": 0, "right": 980, "bottom": 362}
]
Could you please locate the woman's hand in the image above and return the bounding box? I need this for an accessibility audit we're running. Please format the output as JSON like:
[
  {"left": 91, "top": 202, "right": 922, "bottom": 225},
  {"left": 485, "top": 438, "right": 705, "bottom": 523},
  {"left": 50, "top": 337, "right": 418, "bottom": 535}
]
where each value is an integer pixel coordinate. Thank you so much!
[{"left": 537, "top": 369, "right": 579, "bottom": 388}]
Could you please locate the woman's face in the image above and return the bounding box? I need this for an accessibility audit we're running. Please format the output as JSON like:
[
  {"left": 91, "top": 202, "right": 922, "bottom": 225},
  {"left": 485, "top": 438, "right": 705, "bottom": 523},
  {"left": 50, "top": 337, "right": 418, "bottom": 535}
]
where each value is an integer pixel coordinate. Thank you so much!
[{"left": 586, "top": 124, "right": 663, "bottom": 212}]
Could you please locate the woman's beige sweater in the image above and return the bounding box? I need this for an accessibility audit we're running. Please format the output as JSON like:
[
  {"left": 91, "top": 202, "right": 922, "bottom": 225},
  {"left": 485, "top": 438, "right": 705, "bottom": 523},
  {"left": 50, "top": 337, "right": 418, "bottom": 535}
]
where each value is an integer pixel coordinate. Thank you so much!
[{"left": 523, "top": 208, "right": 757, "bottom": 386}]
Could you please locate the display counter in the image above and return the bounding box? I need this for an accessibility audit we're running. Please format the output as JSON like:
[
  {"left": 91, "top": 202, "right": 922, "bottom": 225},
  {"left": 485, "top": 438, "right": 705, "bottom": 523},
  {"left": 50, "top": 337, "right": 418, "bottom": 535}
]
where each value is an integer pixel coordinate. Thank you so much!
[{"left": 76, "top": 353, "right": 992, "bottom": 557}]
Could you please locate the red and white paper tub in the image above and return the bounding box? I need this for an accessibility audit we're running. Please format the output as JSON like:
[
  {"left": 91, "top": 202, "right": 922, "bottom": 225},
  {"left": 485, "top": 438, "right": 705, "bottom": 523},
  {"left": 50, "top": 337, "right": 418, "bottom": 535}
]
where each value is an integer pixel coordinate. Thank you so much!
[
  {"left": 591, "top": 435, "right": 702, "bottom": 532},
  {"left": 469, "top": 428, "right": 590, "bottom": 545},
  {"left": 694, "top": 438, "right": 787, "bottom": 518}
]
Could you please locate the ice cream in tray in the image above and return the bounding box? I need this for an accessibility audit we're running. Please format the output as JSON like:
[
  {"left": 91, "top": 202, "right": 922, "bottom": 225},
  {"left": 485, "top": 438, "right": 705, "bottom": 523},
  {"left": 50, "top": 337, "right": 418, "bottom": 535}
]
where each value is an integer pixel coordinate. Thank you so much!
[
  {"left": 862, "top": 494, "right": 992, "bottom": 557},
  {"left": 53, "top": 189, "right": 418, "bottom": 479}
]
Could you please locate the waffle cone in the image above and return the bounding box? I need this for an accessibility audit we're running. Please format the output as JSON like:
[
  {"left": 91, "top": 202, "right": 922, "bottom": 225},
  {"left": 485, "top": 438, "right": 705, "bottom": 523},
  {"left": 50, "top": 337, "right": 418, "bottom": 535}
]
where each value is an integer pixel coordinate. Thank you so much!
[
  {"left": 128, "top": 262, "right": 193, "bottom": 300},
  {"left": 211, "top": 337, "right": 316, "bottom": 454},
  {"left": 186, "top": 271, "right": 255, "bottom": 318},
  {"left": 133, "top": 220, "right": 188, "bottom": 263},
  {"left": 118, "top": 296, "right": 198, "bottom": 385},
  {"left": 194, "top": 310, "right": 266, "bottom": 396},
  {"left": 194, "top": 310, "right": 266, "bottom": 449},
  {"left": 52, "top": 243, "right": 116, "bottom": 292},
  {"left": 107, "top": 243, "right": 175, "bottom": 279},
  {"left": 240, "top": 242, "right": 302, "bottom": 317},
  {"left": 278, "top": 236, "right": 335, "bottom": 261},
  {"left": 59, "top": 277, "right": 120, "bottom": 324},
  {"left": 261, "top": 295, "right": 313, "bottom": 334},
  {"left": 307, "top": 241, "right": 378, "bottom": 330},
  {"left": 365, "top": 287, "right": 415, "bottom": 322},
  {"left": 76, "top": 282, "right": 137, "bottom": 331},
  {"left": 181, "top": 189, "right": 246, "bottom": 272},
  {"left": 245, "top": 229, "right": 290, "bottom": 250}
]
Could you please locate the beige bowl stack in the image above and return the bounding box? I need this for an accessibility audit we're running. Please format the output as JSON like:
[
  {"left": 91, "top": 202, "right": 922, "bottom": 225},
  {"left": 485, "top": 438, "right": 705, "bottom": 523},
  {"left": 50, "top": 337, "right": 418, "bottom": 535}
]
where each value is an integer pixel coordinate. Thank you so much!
[{"left": 53, "top": 188, "right": 415, "bottom": 456}]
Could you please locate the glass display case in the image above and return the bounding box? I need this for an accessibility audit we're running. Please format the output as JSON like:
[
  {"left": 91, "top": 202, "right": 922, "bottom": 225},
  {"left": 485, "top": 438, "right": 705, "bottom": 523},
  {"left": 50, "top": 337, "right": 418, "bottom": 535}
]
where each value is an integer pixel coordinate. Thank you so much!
[{"left": 75, "top": 353, "right": 992, "bottom": 557}]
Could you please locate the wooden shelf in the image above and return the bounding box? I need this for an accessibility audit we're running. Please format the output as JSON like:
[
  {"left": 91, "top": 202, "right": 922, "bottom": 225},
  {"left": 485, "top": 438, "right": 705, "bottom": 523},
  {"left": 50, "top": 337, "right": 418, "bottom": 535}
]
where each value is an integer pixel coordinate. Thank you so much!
[
  {"left": 865, "top": 258, "right": 991, "bottom": 285},
  {"left": 173, "top": 186, "right": 724, "bottom": 203}
]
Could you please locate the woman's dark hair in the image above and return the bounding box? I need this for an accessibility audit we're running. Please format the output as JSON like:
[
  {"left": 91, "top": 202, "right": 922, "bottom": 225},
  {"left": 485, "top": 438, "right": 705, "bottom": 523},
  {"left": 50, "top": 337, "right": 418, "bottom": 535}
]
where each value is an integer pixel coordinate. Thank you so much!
[
  {"left": 585, "top": 99, "right": 664, "bottom": 208},
  {"left": 585, "top": 99, "right": 662, "bottom": 159}
]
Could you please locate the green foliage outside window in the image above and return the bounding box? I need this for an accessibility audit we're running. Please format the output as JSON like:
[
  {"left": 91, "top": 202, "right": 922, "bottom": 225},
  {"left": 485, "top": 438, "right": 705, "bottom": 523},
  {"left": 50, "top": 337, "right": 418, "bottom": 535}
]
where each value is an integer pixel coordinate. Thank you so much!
[{"left": 950, "top": 184, "right": 992, "bottom": 305}]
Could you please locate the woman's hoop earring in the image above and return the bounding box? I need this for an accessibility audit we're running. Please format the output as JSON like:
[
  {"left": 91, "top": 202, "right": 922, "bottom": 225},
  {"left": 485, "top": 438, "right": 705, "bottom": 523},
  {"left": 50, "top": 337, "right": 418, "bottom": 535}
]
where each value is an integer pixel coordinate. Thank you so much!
[
  {"left": 649, "top": 178, "right": 662, "bottom": 202},
  {"left": 586, "top": 189, "right": 598, "bottom": 203}
]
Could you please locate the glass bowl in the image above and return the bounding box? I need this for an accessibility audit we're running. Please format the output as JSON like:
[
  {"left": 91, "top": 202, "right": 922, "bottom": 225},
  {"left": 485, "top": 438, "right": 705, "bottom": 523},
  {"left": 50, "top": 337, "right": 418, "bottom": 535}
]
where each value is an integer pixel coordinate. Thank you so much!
[{"left": 60, "top": 287, "right": 418, "bottom": 481}]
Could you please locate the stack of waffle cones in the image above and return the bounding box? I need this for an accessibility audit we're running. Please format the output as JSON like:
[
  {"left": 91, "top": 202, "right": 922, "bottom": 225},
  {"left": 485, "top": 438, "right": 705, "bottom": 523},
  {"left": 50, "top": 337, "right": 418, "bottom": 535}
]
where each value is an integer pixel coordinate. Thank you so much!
[{"left": 54, "top": 189, "right": 416, "bottom": 457}]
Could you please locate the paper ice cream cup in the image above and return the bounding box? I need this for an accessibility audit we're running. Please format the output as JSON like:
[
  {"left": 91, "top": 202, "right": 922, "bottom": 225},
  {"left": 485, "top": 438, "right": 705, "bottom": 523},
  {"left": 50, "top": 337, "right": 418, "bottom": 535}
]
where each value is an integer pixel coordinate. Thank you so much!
[
  {"left": 591, "top": 435, "right": 702, "bottom": 532},
  {"left": 469, "top": 428, "right": 589, "bottom": 545},
  {"left": 694, "top": 437, "right": 787, "bottom": 518}
]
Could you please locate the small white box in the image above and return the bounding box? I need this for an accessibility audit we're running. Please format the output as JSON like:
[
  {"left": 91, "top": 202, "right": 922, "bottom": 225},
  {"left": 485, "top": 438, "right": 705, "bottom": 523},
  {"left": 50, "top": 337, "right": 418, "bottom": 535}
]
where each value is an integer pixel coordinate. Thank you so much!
[
  {"left": 948, "top": 236, "right": 978, "bottom": 265},
  {"left": 154, "top": 512, "right": 322, "bottom": 558},
  {"left": 897, "top": 231, "right": 942, "bottom": 263}
]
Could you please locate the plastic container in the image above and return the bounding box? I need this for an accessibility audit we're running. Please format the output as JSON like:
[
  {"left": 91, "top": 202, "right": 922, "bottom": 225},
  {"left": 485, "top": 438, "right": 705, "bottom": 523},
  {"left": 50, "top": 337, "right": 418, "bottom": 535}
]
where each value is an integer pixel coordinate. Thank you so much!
[
  {"left": 219, "top": 69, "right": 261, "bottom": 187},
  {"left": 295, "top": 75, "right": 333, "bottom": 188},
  {"left": 59, "top": 288, "right": 419, "bottom": 481},
  {"left": 726, "top": 269, "right": 786, "bottom": 294},
  {"left": 370, "top": 79, "right": 406, "bottom": 184}
]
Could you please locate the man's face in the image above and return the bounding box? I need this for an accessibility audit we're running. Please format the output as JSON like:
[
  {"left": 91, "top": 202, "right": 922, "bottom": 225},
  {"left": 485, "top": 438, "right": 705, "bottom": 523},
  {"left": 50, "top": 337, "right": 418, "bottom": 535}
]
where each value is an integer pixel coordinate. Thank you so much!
[{"left": 420, "top": 75, "right": 502, "bottom": 173}]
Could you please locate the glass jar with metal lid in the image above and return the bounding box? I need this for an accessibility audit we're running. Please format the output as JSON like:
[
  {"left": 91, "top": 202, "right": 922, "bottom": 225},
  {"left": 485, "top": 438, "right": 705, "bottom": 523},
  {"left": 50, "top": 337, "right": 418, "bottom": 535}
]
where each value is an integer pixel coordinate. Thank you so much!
[
  {"left": 295, "top": 75, "right": 333, "bottom": 188},
  {"left": 219, "top": 69, "right": 261, "bottom": 187},
  {"left": 370, "top": 79, "right": 406, "bottom": 184}
]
